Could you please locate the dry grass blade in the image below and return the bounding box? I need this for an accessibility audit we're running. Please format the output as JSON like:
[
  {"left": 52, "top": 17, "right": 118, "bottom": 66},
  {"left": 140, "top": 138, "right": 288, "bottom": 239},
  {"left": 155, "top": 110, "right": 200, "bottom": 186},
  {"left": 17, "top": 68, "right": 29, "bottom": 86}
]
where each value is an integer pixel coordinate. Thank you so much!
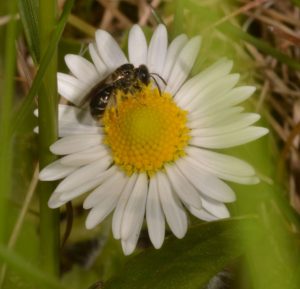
[
  {"left": 240, "top": 0, "right": 300, "bottom": 211},
  {"left": 205, "top": 0, "right": 270, "bottom": 31}
]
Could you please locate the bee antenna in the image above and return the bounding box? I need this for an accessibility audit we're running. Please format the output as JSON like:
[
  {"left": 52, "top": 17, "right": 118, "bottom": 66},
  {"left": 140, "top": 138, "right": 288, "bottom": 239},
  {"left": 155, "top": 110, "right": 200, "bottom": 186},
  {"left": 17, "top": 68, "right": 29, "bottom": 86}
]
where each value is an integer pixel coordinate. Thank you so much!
[{"left": 150, "top": 73, "right": 167, "bottom": 85}]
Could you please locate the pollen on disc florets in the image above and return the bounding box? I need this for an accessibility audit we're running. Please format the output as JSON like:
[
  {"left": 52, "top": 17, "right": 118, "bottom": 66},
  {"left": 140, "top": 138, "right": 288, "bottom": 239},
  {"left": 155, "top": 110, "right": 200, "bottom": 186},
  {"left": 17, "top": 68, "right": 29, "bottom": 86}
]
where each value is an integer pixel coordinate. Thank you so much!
[{"left": 102, "top": 85, "right": 190, "bottom": 176}]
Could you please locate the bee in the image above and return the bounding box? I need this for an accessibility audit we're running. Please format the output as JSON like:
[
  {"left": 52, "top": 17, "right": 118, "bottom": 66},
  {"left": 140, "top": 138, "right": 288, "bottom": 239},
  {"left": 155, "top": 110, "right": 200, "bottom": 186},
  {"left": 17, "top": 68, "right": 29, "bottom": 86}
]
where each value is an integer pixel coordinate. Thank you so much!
[{"left": 81, "top": 63, "right": 166, "bottom": 120}]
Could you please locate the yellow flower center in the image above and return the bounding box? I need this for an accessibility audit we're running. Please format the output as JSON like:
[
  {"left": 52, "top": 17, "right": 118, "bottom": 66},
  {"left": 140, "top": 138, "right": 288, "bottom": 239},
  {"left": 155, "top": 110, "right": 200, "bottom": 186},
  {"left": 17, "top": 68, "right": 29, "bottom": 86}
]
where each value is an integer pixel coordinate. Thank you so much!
[{"left": 102, "top": 85, "right": 190, "bottom": 176}]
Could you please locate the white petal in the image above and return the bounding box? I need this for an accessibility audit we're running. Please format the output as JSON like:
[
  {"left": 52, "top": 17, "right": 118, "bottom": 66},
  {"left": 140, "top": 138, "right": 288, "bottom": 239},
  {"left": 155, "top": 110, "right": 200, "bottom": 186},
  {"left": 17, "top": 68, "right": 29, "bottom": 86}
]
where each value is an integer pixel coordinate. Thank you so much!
[
  {"left": 198, "top": 110, "right": 256, "bottom": 128},
  {"left": 162, "top": 34, "right": 188, "bottom": 81},
  {"left": 184, "top": 152, "right": 259, "bottom": 184},
  {"left": 121, "top": 173, "right": 148, "bottom": 240},
  {"left": 174, "top": 58, "right": 233, "bottom": 107},
  {"left": 190, "top": 113, "right": 260, "bottom": 137},
  {"left": 64, "top": 54, "right": 99, "bottom": 85},
  {"left": 112, "top": 174, "right": 138, "bottom": 240},
  {"left": 187, "top": 205, "right": 218, "bottom": 221},
  {"left": 121, "top": 238, "right": 137, "bottom": 256},
  {"left": 83, "top": 169, "right": 127, "bottom": 209},
  {"left": 189, "top": 126, "right": 269, "bottom": 149},
  {"left": 176, "top": 158, "right": 236, "bottom": 203},
  {"left": 157, "top": 171, "right": 187, "bottom": 238},
  {"left": 165, "top": 36, "right": 201, "bottom": 95},
  {"left": 185, "top": 74, "right": 240, "bottom": 113},
  {"left": 85, "top": 176, "right": 125, "bottom": 229},
  {"left": 58, "top": 104, "right": 97, "bottom": 126},
  {"left": 57, "top": 73, "right": 89, "bottom": 106},
  {"left": 121, "top": 221, "right": 141, "bottom": 256},
  {"left": 54, "top": 157, "right": 112, "bottom": 192},
  {"left": 186, "top": 146, "right": 255, "bottom": 177},
  {"left": 146, "top": 175, "right": 165, "bottom": 249},
  {"left": 48, "top": 191, "right": 66, "bottom": 209},
  {"left": 165, "top": 164, "right": 202, "bottom": 209},
  {"left": 147, "top": 24, "right": 168, "bottom": 75},
  {"left": 59, "top": 146, "right": 107, "bottom": 166},
  {"left": 121, "top": 177, "right": 148, "bottom": 255},
  {"left": 50, "top": 134, "right": 102, "bottom": 155},
  {"left": 39, "top": 159, "right": 76, "bottom": 181},
  {"left": 85, "top": 200, "right": 115, "bottom": 229},
  {"left": 199, "top": 86, "right": 256, "bottom": 115},
  {"left": 58, "top": 177, "right": 105, "bottom": 203},
  {"left": 202, "top": 198, "right": 230, "bottom": 218},
  {"left": 128, "top": 25, "right": 147, "bottom": 66},
  {"left": 188, "top": 106, "right": 244, "bottom": 127},
  {"left": 95, "top": 30, "right": 127, "bottom": 71},
  {"left": 88, "top": 43, "right": 108, "bottom": 76},
  {"left": 58, "top": 122, "right": 103, "bottom": 137},
  {"left": 204, "top": 171, "right": 260, "bottom": 185}
]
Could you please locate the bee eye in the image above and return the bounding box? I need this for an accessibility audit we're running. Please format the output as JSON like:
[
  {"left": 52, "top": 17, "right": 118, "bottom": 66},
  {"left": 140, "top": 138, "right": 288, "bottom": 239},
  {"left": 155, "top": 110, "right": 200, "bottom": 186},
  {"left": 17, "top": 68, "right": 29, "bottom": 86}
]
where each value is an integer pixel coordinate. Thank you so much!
[{"left": 136, "top": 65, "right": 150, "bottom": 84}]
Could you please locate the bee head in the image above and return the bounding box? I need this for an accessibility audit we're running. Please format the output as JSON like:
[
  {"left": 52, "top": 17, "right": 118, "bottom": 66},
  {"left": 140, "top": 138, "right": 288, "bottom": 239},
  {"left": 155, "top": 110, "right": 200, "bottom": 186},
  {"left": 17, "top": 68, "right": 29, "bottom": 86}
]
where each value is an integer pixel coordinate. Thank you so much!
[{"left": 135, "top": 65, "right": 150, "bottom": 85}]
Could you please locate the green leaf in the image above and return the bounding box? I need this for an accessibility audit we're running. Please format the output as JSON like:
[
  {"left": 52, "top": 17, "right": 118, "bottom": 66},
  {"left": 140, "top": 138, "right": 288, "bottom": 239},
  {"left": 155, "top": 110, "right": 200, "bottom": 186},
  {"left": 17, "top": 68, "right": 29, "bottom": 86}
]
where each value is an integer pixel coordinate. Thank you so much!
[
  {"left": 18, "top": 0, "right": 39, "bottom": 63},
  {"left": 105, "top": 217, "right": 254, "bottom": 289}
]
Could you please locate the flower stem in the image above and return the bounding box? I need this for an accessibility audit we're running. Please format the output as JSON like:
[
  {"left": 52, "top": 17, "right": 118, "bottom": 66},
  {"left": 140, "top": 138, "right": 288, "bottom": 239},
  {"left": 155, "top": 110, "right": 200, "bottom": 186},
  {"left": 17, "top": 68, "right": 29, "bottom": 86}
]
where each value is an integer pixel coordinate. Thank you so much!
[{"left": 38, "top": 0, "right": 60, "bottom": 276}]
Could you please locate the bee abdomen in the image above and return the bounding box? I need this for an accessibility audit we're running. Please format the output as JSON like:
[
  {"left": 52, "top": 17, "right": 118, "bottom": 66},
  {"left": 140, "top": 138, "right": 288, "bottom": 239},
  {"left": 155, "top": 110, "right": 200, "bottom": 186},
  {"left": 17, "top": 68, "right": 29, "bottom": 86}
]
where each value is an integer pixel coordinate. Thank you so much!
[{"left": 89, "top": 84, "right": 114, "bottom": 120}]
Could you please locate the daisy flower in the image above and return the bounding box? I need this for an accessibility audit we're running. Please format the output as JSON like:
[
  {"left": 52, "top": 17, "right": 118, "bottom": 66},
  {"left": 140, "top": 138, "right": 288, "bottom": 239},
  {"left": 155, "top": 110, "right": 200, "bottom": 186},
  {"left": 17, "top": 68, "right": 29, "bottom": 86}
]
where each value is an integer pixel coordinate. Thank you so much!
[{"left": 38, "top": 24, "right": 268, "bottom": 255}]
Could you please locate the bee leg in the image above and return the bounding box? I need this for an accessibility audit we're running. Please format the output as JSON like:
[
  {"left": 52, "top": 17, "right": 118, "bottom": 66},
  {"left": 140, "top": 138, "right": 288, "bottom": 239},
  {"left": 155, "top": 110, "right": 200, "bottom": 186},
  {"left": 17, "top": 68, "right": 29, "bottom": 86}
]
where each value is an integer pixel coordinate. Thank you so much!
[{"left": 150, "top": 76, "right": 162, "bottom": 96}]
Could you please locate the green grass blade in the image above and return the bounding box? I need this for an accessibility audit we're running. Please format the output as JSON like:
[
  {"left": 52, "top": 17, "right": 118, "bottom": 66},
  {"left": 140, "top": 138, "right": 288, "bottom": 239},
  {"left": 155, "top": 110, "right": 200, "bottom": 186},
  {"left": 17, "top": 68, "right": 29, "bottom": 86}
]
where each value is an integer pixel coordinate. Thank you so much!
[
  {"left": 12, "top": 0, "right": 75, "bottom": 133},
  {"left": 18, "top": 0, "right": 39, "bottom": 63},
  {"left": 0, "top": 0, "right": 18, "bottom": 243},
  {"left": 37, "top": 0, "right": 60, "bottom": 276}
]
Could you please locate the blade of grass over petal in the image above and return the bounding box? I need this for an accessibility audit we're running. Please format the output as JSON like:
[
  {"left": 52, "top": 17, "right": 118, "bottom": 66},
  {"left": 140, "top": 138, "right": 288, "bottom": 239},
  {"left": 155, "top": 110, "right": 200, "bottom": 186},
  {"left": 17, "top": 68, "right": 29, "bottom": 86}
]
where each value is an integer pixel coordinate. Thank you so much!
[
  {"left": 150, "top": 3, "right": 164, "bottom": 25},
  {"left": 0, "top": 244, "right": 67, "bottom": 289},
  {"left": 12, "top": 0, "right": 74, "bottom": 132},
  {"left": 38, "top": 0, "right": 60, "bottom": 277},
  {"left": 0, "top": 0, "right": 18, "bottom": 244},
  {"left": 18, "top": 0, "right": 39, "bottom": 63}
]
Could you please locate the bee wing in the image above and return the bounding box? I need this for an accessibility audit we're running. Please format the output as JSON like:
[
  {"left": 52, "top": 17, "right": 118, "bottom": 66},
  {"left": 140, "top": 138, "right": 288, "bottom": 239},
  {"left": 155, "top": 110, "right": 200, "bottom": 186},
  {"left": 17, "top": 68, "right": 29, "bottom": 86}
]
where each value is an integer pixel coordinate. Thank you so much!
[{"left": 79, "top": 75, "right": 113, "bottom": 108}]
